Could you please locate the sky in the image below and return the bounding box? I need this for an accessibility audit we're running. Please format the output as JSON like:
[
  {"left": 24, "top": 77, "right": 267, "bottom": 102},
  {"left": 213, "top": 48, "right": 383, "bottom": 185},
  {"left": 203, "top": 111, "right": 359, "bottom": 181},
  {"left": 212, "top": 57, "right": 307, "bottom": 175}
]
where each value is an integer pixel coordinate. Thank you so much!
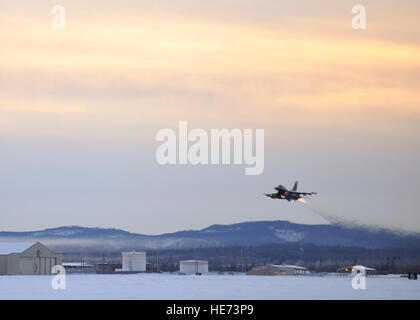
[{"left": 0, "top": 0, "right": 419, "bottom": 234}]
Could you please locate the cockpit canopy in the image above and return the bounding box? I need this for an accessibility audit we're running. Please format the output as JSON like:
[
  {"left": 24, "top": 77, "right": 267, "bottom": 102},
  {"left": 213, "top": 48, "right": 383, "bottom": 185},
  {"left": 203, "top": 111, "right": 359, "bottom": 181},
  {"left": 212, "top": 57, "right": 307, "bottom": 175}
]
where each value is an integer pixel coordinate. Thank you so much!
[{"left": 275, "top": 185, "right": 287, "bottom": 191}]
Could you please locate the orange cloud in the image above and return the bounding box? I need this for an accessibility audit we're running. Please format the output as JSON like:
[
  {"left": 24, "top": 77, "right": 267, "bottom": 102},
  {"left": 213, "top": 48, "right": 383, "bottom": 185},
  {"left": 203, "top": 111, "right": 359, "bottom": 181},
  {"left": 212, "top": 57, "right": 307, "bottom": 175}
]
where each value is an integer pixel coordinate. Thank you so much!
[{"left": 0, "top": 12, "right": 419, "bottom": 133}]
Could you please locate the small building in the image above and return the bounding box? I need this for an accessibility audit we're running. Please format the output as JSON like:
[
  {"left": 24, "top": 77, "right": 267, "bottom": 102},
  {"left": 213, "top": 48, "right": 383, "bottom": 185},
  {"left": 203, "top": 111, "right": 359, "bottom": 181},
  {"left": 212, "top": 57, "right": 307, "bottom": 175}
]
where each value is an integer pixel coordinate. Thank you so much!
[
  {"left": 179, "top": 260, "right": 208, "bottom": 274},
  {"left": 121, "top": 251, "right": 146, "bottom": 272},
  {"left": 351, "top": 265, "right": 376, "bottom": 276},
  {"left": 0, "top": 241, "right": 62, "bottom": 275},
  {"left": 337, "top": 265, "right": 376, "bottom": 276},
  {"left": 247, "top": 264, "right": 307, "bottom": 276},
  {"left": 93, "top": 263, "right": 122, "bottom": 274},
  {"left": 62, "top": 262, "right": 94, "bottom": 274},
  {"left": 337, "top": 266, "right": 352, "bottom": 275},
  {"left": 146, "top": 263, "right": 158, "bottom": 273}
]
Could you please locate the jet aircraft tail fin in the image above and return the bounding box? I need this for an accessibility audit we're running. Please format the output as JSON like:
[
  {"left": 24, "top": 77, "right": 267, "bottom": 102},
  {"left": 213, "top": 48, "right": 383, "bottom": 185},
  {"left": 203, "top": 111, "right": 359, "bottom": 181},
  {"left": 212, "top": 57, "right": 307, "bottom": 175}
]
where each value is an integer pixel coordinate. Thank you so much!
[{"left": 292, "top": 181, "right": 298, "bottom": 191}]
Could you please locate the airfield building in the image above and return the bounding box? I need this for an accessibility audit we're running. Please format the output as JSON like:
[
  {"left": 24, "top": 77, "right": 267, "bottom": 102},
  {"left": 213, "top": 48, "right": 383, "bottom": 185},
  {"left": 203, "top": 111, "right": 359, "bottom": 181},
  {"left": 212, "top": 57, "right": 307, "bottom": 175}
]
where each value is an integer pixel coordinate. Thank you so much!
[
  {"left": 93, "top": 263, "right": 122, "bottom": 274},
  {"left": 0, "top": 241, "right": 62, "bottom": 275},
  {"left": 337, "top": 265, "right": 376, "bottom": 276},
  {"left": 179, "top": 260, "right": 209, "bottom": 274},
  {"left": 247, "top": 264, "right": 307, "bottom": 276},
  {"left": 121, "top": 251, "right": 146, "bottom": 272},
  {"left": 62, "top": 262, "right": 94, "bottom": 274}
]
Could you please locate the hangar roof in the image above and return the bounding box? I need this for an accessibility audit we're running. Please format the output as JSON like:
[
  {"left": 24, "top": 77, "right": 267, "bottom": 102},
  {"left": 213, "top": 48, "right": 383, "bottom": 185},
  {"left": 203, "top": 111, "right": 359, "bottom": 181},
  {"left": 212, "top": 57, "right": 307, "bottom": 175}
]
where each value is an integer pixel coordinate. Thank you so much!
[
  {"left": 271, "top": 264, "right": 307, "bottom": 270},
  {"left": 180, "top": 260, "right": 208, "bottom": 264}
]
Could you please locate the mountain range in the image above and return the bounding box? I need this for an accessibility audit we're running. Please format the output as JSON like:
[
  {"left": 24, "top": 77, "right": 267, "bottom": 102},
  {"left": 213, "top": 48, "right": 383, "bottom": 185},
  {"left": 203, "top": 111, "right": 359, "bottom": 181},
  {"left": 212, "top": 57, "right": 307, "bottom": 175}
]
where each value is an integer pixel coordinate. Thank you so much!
[{"left": 1, "top": 220, "right": 419, "bottom": 250}]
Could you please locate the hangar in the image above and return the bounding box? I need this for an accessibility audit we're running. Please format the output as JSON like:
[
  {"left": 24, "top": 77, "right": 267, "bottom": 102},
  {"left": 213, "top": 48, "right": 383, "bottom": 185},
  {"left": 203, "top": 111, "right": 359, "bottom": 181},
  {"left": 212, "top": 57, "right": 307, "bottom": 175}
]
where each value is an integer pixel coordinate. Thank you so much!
[
  {"left": 121, "top": 251, "right": 146, "bottom": 272},
  {"left": 0, "top": 242, "right": 62, "bottom": 275},
  {"left": 337, "top": 265, "right": 376, "bottom": 276},
  {"left": 247, "top": 264, "right": 307, "bottom": 275},
  {"left": 179, "top": 260, "right": 209, "bottom": 274}
]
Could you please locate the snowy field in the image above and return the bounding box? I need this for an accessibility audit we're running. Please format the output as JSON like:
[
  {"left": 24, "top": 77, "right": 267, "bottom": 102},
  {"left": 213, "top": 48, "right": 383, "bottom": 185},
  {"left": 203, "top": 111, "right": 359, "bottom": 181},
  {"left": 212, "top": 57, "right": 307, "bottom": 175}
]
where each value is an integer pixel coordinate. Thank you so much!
[{"left": 0, "top": 273, "right": 419, "bottom": 300}]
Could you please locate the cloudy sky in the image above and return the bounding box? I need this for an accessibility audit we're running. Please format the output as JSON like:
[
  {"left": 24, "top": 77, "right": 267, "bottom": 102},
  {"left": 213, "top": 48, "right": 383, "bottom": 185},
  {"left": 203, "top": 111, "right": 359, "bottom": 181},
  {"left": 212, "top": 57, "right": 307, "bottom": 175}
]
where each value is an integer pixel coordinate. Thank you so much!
[{"left": 0, "top": 0, "right": 419, "bottom": 234}]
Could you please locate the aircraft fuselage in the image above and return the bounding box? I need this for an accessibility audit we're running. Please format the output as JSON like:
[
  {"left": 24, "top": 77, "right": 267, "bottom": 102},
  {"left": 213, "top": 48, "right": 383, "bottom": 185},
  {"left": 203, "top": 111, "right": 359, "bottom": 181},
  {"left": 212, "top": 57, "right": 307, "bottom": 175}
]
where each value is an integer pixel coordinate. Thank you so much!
[{"left": 265, "top": 182, "right": 316, "bottom": 201}]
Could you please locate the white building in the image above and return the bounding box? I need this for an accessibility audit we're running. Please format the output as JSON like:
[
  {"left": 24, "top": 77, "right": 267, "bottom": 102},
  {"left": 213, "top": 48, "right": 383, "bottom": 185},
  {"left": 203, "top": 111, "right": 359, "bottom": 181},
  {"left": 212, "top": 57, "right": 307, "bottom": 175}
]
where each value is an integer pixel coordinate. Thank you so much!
[
  {"left": 121, "top": 251, "right": 146, "bottom": 272},
  {"left": 337, "top": 265, "right": 376, "bottom": 276},
  {"left": 179, "top": 260, "right": 208, "bottom": 274},
  {"left": 0, "top": 242, "right": 62, "bottom": 275}
]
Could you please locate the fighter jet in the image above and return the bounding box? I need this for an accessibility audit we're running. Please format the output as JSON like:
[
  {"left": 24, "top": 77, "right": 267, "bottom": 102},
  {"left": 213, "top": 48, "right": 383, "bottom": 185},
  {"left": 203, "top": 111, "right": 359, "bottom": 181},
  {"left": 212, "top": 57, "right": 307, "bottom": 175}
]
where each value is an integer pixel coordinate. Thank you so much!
[{"left": 265, "top": 181, "right": 317, "bottom": 201}]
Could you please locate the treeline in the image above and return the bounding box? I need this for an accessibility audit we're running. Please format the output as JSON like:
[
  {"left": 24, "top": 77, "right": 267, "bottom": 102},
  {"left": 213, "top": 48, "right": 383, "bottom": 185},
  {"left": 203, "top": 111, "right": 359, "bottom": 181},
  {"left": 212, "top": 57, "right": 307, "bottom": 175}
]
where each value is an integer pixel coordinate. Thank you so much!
[{"left": 60, "top": 243, "right": 420, "bottom": 274}]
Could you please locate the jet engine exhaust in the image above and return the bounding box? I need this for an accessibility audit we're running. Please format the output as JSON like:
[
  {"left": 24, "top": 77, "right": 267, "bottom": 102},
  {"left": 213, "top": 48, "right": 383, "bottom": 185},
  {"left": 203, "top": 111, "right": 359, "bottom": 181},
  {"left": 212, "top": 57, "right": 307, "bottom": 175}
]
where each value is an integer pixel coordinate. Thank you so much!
[{"left": 298, "top": 198, "right": 357, "bottom": 227}]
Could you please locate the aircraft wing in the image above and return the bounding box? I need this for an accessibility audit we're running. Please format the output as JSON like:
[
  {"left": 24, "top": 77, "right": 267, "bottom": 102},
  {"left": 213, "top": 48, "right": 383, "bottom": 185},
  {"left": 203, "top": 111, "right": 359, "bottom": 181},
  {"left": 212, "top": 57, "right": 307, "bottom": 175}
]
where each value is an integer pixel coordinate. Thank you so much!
[
  {"left": 290, "top": 191, "right": 317, "bottom": 196},
  {"left": 264, "top": 193, "right": 285, "bottom": 199}
]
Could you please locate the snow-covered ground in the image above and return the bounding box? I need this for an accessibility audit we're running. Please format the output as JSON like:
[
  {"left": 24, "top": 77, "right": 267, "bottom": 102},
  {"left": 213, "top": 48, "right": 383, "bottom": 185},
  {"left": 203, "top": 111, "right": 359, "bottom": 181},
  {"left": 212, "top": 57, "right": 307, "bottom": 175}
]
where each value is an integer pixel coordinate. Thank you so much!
[{"left": 0, "top": 273, "right": 419, "bottom": 300}]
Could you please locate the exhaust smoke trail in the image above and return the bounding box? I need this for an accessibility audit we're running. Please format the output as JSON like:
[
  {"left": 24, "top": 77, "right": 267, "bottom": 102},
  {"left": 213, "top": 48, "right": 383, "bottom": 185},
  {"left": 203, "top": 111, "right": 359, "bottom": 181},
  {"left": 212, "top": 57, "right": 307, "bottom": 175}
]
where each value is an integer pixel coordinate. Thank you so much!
[
  {"left": 298, "top": 198, "right": 415, "bottom": 235},
  {"left": 298, "top": 198, "right": 366, "bottom": 229}
]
